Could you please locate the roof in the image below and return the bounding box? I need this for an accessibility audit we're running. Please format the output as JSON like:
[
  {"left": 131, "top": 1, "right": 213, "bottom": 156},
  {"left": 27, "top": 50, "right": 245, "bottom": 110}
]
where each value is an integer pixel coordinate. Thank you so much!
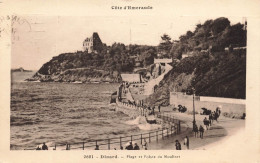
[
  {"left": 121, "top": 74, "right": 141, "bottom": 83},
  {"left": 182, "top": 52, "right": 195, "bottom": 58},
  {"left": 154, "top": 58, "right": 172, "bottom": 64}
]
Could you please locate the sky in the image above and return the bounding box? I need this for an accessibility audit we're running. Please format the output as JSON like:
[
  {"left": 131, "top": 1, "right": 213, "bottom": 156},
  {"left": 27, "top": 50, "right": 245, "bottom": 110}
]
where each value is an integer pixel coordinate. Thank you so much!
[{"left": 11, "top": 16, "right": 245, "bottom": 70}]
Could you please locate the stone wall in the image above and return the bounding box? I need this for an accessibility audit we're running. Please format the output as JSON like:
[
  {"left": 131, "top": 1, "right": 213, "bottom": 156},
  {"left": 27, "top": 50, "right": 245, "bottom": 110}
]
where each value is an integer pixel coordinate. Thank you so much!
[
  {"left": 200, "top": 96, "right": 245, "bottom": 104},
  {"left": 170, "top": 92, "right": 246, "bottom": 118},
  {"left": 116, "top": 101, "right": 143, "bottom": 118}
]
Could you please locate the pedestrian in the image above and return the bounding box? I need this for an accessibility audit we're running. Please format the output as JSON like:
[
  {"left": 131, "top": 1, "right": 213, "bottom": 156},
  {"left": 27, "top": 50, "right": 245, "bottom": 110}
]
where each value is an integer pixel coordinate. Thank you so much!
[
  {"left": 203, "top": 117, "right": 209, "bottom": 130},
  {"left": 133, "top": 143, "right": 140, "bottom": 150},
  {"left": 212, "top": 111, "right": 216, "bottom": 122},
  {"left": 209, "top": 113, "right": 212, "bottom": 126},
  {"left": 42, "top": 142, "right": 48, "bottom": 150},
  {"left": 66, "top": 144, "right": 70, "bottom": 150},
  {"left": 125, "top": 142, "right": 133, "bottom": 150},
  {"left": 36, "top": 146, "right": 41, "bottom": 150},
  {"left": 175, "top": 140, "right": 178, "bottom": 150},
  {"left": 120, "top": 146, "right": 123, "bottom": 150},
  {"left": 215, "top": 112, "right": 219, "bottom": 122},
  {"left": 193, "top": 124, "right": 199, "bottom": 138},
  {"left": 175, "top": 140, "right": 181, "bottom": 150},
  {"left": 142, "top": 139, "right": 148, "bottom": 150},
  {"left": 184, "top": 136, "right": 189, "bottom": 149},
  {"left": 218, "top": 109, "right": 221, "bottom": 117},
  {"left": 199, "top": 125, "right": 204, "bottom": 139},
  {"left": 178, "top": 141, "right": 181, "bottom": 150},
  {"left": 95, "top": 145, "right": 99, "bottom": 150},
  {"left": 158, "top": 105, "right": 161, "bottom": 112}
]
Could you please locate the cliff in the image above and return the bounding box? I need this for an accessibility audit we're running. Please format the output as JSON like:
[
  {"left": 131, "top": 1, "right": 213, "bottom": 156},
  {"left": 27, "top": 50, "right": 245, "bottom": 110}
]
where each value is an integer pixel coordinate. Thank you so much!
[
  {"left": 27, "top": 52, "right": 122, "bottom": 83},
  {"left": 28, "top": 68, "right": 121, "bottom": 83}
]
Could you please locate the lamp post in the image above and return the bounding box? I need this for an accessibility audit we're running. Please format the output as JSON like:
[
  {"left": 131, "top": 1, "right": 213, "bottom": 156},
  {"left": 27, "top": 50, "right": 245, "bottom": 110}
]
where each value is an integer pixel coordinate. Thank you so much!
[{"left": 192, "top": 87, "right": 196, "bottom": 130}]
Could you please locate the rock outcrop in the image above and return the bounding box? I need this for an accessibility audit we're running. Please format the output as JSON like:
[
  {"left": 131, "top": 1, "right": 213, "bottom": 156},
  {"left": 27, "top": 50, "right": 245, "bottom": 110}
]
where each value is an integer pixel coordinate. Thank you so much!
[
  {"left": 26, "top": 52, "right": 122, "bottom": 83},
  {"left": 27, "top": 68, "right": 121, "bottom": 83}
]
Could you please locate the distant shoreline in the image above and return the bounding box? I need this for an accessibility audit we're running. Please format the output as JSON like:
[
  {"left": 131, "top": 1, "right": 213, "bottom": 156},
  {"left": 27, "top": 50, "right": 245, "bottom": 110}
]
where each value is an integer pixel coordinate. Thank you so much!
[
  {"left": 25, "top": 80, "right": 119, "bottom": 84},
  {"left": 11, "top": 68, "right": 33, "bottom": 72}
]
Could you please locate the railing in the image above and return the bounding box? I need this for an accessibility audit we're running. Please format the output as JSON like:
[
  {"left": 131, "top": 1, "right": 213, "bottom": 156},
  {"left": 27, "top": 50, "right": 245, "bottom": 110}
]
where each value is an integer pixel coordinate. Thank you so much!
[
  {"left": 116, "top": 100, "right": 147, "bottom": 116},
  {"left": 24, "top": 114, "right": 181, "bottom": 150}
]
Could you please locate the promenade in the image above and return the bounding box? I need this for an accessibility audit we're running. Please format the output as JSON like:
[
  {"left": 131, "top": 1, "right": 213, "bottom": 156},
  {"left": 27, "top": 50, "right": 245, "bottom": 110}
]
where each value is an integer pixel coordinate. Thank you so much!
[
  {"left": 118, "top": 75, "right": 245, "bottom": 150},
  {"left": 148, "top": 107, "right": 245, "bottom": 150}
]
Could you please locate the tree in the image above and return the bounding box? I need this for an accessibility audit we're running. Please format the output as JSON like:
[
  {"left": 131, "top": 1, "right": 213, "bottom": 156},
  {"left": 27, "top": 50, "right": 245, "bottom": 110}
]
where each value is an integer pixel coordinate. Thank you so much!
[
  {"left": 158, "top": 34, "right": 173, "bottom": 58},
  {"left": 229, "top": 23, "right": 246, "bottom": 47},
  {"left": 170, "top": 43, "right": 183, "bottom": 59},
  {"left": 139, "top": 51, "right": 155, "bottom": 67},
  {"left": 211, "top": 17, "right": 230, "bottom": 35},
  {"left": 186, "top": 31, "right": 194, "bottom": 38}
]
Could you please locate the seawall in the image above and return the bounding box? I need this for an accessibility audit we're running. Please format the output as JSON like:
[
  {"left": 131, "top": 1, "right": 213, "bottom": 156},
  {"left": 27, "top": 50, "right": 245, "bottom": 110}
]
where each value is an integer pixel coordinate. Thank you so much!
[{"left": 116, "top": 100, "right": 144, "bottom": 118}]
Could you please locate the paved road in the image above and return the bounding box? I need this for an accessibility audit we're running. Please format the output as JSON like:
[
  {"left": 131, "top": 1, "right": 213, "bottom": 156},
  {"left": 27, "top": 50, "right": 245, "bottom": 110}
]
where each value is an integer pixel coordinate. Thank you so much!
[{"left": 147, "top": 110, "right": 245, "bottom": 150}]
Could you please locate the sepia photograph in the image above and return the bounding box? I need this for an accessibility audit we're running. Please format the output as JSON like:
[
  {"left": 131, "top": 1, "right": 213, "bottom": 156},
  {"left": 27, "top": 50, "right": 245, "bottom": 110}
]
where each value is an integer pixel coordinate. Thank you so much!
[
  {"left": 10, "top": 15, "right": 247, "bottom": 151},
  {"left": 1, "top": 0, "right": 260, "bottom": 162}
]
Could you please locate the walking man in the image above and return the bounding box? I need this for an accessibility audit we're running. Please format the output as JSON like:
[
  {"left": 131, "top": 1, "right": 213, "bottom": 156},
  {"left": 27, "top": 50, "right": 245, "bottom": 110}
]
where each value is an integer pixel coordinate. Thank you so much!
[
  {"left": 203, "top": 117, "right": 209, "bottom": 130},
  {"left": 193, "top": 124, "right": 199, "bottom": 138},
  {"left": 199, "top": 125, "right": 205, "bottom": 139}
]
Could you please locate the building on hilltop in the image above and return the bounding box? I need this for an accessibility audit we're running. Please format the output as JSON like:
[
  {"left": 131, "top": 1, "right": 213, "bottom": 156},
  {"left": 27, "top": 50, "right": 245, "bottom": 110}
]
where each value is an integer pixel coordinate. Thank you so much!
[{"left": 83, "top": 32, "right": 103, "bottom": 53}]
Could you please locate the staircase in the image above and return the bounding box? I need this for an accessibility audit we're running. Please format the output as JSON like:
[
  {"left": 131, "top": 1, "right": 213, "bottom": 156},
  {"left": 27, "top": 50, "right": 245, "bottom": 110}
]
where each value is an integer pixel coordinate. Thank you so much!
[{"left": 143, "top": 63, "right": 173, "bottom": 95}]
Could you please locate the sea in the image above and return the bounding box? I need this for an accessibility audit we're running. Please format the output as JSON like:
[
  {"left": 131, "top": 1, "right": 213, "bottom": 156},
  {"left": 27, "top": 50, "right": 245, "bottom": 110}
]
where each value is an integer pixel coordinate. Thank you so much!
[{"left": 11, "top": 71, "right": 150, "bottom": 150}]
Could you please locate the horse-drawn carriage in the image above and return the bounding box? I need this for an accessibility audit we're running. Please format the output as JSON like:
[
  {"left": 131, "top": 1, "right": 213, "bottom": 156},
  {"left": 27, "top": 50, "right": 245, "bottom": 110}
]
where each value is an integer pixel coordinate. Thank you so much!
[
  {"left": 177, "top": 105, "right": 187, "bottom": 113},
  {"left": 201, "top": 107, "right": 211, "bottom": 115}
]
